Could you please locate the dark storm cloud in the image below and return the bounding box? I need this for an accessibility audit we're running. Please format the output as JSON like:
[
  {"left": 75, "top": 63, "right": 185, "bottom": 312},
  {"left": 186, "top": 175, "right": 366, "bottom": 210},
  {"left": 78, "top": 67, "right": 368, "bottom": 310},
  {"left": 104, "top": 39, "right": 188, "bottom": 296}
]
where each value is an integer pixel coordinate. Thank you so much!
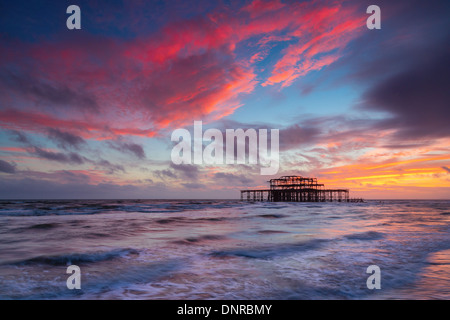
[
  {"left": 442, "top": 166, "right": 450, "bottom": 174},
  {"left": 207, "top": 118, "right": 322, "bottom": 152},
  {"left": 153, "top": 163, "right": 200, "bottom": 181},
  {"left": 363, "top": 46, "right": 450, "bottom": 140},
  {"left": 380, "top": 143, "right": 431, "bottom": 149},
  {"left": 0, "top": 178, "right": 153, "bottom": 199},
  {"left": 47, "top": 128, "right": 86, "bottom": 150},
  {"left": 31, "top": 147, "right": 85, "bottom": 165},
  {"left": 95, "top": 159, "right": 126, "bottom": 174},
  {"left": 43, "top": 170, "right": 91, "bottom": 184},
  {"left": 214, "top": 172, "right": 253, "bottom": 185},
  {"left": 9, "top": 130, "right": 30, "bottom": 144},
  {"left": 0, "top": 159, "right": 16, "bottom": 174},
  {"left": 318, "top": 0, "right": 450, "bottom": 145},
  {"left": 0, "top": 69, "right": 99, "bottom": 112},
  {"left": 107, "top": 140, "right": 146, "bottom": 159},
  {"left": 169, "top": 163, "right": 199, "bottom": 180},
  {"left": 279, "top": 124, "right": 321, "bottom": 151},
  {"left": 154, "top": 169, "right": 177, "bottom": 180},
  {"left": 334, "top": 0, "right": 450, "bottom": 82}
]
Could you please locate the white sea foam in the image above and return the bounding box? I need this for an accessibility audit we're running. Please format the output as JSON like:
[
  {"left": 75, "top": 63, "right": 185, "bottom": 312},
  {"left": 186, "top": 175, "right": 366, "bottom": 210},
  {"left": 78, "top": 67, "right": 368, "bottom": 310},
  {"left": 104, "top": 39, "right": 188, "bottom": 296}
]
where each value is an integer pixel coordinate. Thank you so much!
[{"left": 0, "top": 199, "right": 449, "bottom": 299}]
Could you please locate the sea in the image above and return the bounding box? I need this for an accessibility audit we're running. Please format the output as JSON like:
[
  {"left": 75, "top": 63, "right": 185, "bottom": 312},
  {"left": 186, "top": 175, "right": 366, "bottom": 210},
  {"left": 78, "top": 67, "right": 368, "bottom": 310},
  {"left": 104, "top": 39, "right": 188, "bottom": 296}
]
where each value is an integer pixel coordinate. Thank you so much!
[{"left": 0, "top": 199, "right": 449, "bottom": 300}]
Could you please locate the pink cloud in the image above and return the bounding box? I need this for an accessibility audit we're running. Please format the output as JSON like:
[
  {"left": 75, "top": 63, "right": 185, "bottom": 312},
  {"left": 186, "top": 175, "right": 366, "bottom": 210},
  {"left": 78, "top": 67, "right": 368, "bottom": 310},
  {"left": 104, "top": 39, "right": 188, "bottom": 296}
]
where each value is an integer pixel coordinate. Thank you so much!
[
  {"left": 0, "top": 0, "right": 365, "bottom": 139},
  {"left": 263, "top": 6, "right": 365, "bottom": 87}
]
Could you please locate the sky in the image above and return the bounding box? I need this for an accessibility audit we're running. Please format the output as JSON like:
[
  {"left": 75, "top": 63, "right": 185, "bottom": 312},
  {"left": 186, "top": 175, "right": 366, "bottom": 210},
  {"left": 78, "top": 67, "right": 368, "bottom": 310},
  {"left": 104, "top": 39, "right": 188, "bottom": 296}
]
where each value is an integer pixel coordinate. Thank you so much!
[{"left": 0, "top": 0, "right": 449, "bottom": 199}]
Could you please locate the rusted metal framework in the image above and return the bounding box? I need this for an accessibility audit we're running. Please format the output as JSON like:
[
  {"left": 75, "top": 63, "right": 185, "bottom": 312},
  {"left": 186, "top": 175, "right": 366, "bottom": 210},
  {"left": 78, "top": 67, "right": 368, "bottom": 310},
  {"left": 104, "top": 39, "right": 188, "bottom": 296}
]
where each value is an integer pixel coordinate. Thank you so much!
[{"left": 241, "top": 175, "right": 362, "bottom": 202}]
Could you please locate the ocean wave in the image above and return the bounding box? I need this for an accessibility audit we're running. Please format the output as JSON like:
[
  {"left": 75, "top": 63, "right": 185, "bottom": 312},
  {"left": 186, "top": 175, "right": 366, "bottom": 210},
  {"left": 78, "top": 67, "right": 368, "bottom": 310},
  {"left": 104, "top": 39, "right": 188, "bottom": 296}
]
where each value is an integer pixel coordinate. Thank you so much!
[
  {"left": 155, "top": 217, "right": 186, "bottom": 224},
  {"left": 257, "top": 230, "right": 288, "bottom": 234},
  {"left": 10, "top": 248, "right": 139, "bottom": 266},
  {"left": 344, "top": 231, "right": 385, "bottom": 240},
  {"left": 254, "top": 214, "right": 287, "bottom": 219},
  {"left": 154, "top": 216, "right": 231, "bottom": 225},
  {"left": 1, "top": 258, "right": 183, "bottom": 300},
  {"left": 194, "top": 217, "right": 227, "bottom": 222},
  {"left": 27, "top": 223, "right": 59, "bottom": 230},
  {"left": 172, "top": 234, "right": 226, "bottom": 245},
  {"left": 209, "top": 239, "right": 327, "bottom": 259},
  {"left": 1, "top": 199, "right": 449, "bottom": 299},
  {"left": 0, "top": 200, "right": 246, "bottom": 217}
]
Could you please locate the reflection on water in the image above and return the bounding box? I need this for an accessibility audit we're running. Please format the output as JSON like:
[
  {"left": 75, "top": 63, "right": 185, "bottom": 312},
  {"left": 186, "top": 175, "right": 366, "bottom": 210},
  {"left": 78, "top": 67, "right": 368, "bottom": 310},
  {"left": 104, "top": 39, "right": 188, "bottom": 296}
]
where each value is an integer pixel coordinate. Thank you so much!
[{"left": 0, "top": 199, "right": 449, "bottom": 299}]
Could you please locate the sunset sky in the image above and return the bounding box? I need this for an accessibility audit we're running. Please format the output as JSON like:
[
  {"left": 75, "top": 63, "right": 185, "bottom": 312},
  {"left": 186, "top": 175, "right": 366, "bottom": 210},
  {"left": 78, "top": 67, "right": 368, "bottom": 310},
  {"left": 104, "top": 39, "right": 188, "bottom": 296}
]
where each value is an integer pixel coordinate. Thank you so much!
[{"left": 0, "top": 0, "right": 449, "bottom": 199}]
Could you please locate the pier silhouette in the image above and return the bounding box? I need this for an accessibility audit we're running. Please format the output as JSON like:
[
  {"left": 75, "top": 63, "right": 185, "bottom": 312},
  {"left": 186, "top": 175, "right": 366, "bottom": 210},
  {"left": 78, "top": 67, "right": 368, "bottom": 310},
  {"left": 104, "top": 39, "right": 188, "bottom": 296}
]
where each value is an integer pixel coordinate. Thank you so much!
[{"left": 241, "top": 175, "right": 363, "bottom": 202}]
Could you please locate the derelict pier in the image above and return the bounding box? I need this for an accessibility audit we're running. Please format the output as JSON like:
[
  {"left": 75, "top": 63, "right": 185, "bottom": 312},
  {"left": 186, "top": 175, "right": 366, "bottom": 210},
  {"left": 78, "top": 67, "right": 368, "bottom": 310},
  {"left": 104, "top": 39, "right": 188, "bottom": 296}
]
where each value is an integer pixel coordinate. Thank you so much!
[{"left": 240, "top": 175, "right": 362, "bottom": 202}]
